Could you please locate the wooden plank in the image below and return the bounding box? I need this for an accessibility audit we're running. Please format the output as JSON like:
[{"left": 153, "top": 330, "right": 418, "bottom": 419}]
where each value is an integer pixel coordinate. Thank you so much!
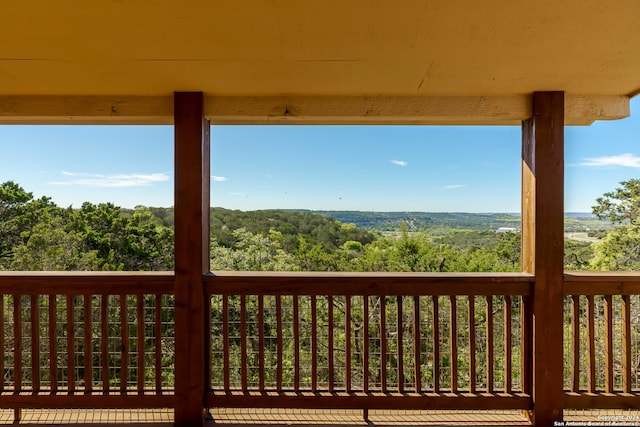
[
  {"left": 101, "top": 295, "right": 109, "bottom": 393},
  {"left": 173, "top": 91, "right": 209, "bottom": 426},
  {"left": 564, "top": 392, "right": 640, "bottom": 410},
  {"left": 413, "top": 296, "right": 421, "bottom": 393},
  {"left": 396, "top": 296, "right": 403, "bottom": 392},
  {"left": 203, "top": 272, "right": 534, "bottom": 296},
  {"left": 66, "top": 295, "right": 74, "bottom": 392},
  {"left": 433, "top": 296, "right": 440, "bottom": 392},
  {"left": 450, "top": 296, "right": 457, "bottom": 393},
  {"left": 31, "top": 295, "right": 40, "bottom": 391},
  {"left": 204, "top": 95, "right": 629, "bottom": 126},
  {"left": 587, "top": 295, "right": 596, "bottom": 393},
  {"left": 206, "top": 391, "right": 532, "bottom": 410},
  {"left": 0, "top": 94, "right": 628, "bottom": 125},
  {"left": 0, "top": 272, "right": 174, "bottom": 295},
  {"left": 0, "top": 394, "right": 175, "bottom": 409},
  {"left": 571, "top": 295, "right": 580, "bottom": 392},
  {"left": 486, "top": 296, "right": 494, "bottom": 393},
  {"left": 84, "top": 294, "right": 92, "bottom": 392},
  {"left": 564, "top": 279, "right": 640, "bottom": 296},
  {"left": 520, "top": 295, "right": 533, "bottom": 395},
  {"left": 522, "top": 91, "right": 565, "bottom": 426},
  {"left": 469, "top": 296, "right": 476, "bottom": 393},
  {"left": 622, "top": 295, "right": 632, "bottom": 393}
]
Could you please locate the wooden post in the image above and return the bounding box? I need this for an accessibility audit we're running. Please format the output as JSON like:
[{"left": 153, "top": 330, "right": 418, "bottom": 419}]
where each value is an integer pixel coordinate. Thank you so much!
[
  {"left": 522, "top": 91, "right": 564, "bottom": 426},
  {"left": 174, "top": 92, "right": 210, "bottom": 426}
]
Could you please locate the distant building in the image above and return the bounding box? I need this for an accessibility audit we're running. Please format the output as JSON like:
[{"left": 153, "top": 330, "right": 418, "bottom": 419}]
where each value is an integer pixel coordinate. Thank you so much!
[{"left": 496, "top": 227, "right": 518, "bottom": 233}]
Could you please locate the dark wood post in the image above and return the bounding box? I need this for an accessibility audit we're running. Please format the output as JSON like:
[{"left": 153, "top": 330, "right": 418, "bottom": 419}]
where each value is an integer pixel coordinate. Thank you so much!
[
  {"left": 522, "top": 91, "right": 564, "bottom": 426},
  {"left": 174, "top": 92, "right": 210, "bottom": 426}
]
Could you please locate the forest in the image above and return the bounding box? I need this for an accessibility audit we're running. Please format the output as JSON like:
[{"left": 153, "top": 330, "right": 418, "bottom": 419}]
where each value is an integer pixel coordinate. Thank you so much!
[{"left": 2, "top": 179, "right": 635, "bottom": 273}]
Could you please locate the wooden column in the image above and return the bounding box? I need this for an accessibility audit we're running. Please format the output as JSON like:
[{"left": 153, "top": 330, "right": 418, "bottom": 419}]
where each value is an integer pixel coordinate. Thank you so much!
[
  {"left": 522, "top": 91, "right": 564, "bottom": 426},
  {"left": 174, "top": 92, "right": 210, "bottom": 426}
]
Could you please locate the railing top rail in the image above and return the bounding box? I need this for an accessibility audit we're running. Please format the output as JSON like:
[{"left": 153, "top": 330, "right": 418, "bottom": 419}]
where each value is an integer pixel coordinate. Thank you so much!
[
  {"left": 564, "top": 271, "right": 640, "bottom": 296},
  {"left": 0, "top": 271, "right": 174, "bottom": 294},
  {"left": 205, "top": 271, "right": 534, "bottom": 296}
]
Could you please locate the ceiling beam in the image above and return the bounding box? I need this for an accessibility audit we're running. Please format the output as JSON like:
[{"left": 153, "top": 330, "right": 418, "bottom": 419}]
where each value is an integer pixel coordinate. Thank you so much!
[{"left": 0, "top": 94, "right": 629, "bottom": 125}]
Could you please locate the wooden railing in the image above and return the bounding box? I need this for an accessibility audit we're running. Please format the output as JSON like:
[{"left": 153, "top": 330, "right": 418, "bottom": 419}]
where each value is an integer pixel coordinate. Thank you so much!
[
  {"left": 204, "top": 272, "right": 534, "bottom": 411},
  {"left": 0, "top": 273, "right": 175, "bottom": 412},
  {"left": 564, "top": 272, "right": 640, "bottom": 410}
]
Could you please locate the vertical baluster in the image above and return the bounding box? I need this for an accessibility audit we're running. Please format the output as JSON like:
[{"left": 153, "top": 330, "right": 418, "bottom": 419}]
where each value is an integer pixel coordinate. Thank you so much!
[
  {"left": 276, "top": 295, "right": 283, "bottom": 392},
  {"left": 31, "top": 295, "right": 40, "bottom": 391},
  {"left": 204, "top": 294, "right": 211, "bottom": 394},
  {"left": 623, "top": 295, "right": 632, "bottom": 393},
  {"left": 101, "top": 294, "right": 109, "bottom": 393},
  {"left": 450, "top": 296, "right": 457, "bottom": 392},
  {"left": 469, "top": 295, "right": 476, "bottom": 393},
  {"left": 328, "top": 295, "right": 334, "bottom": 392},
  {"left": 311, "top": 295, "right": 317, "bottom": 392},
  {"left": 587, "top": 295, "right": 595, "bottom": 393},
  {"left": 413, "top": 296, "right": 421, "bottom": 393},
  {"left": 240, "top": 294, "right": 247, "bottom": 391},
  {"left": 49, "top": 295, "right": 57, "bottom": 393},
  {"left": 66, "top": 295, "right": 74, "bottom": 392},
  {"left": 363, "top": 295, "right": 369, "bottom": 393},
  {"left": 120, "top": 294, "right": 129, "bottom": 393},
  {"left": 380, "top": 296, "right": 386, "bottom": 392},
  {"left": 486, "top": 296, "right": 493, "bottom": 393},
  {"left": 222, "top": 295, "right": 230, "bottom": 391},
  {"left": 571, "top": 294, "right": 580, "bottom": 392},
  {"left": 504, "top": 295, "right": 512, "bottom": 393},
  {"left": 604, "top": 295, "right": 613, "bottom": 392},
  {"left": 521, "top": 295, "right": 533, "bottom": 395},
  {"left": 397, "top": 295, "right": 403, "bottom": 392},
  {"left": 345, "top": 295, "right": 351, "bottom": 393},
  {"left": 0, "top": 294, "right": 7, "bottom": 393},
  {"left": 1, "top": 295, "right": 5, "bottom": 392},
  {"left": 14, "top": 295, "right": 22, "bottom": 392},
  {"left": 136, "top": 294, "right": 145, "bottom": 394},
  {"left": 84, "top": 294, "right": 92, "bottom": 392},
  {"left": 433, "top": 296, "right": 440, "bottom": 392},
  {"left": 293, "top": 295, "right": 300, "bottom": 392},
  {"left": 258, "top": 295, "right": 265, "bottom": 391},
  {"left": 154, "top": 295, "right": 162, "bottom": 394}
]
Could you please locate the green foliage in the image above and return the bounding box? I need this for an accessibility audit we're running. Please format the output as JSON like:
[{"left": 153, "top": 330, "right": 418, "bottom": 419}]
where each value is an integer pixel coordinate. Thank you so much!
[{"left": 593, "top": 178, "right": 640, "bottom": 225}]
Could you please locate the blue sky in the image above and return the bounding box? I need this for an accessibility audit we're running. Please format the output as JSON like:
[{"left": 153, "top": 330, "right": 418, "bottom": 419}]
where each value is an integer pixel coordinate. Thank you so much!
[{"left": 1, "top": 97, "right": 639, "bottom": 213}]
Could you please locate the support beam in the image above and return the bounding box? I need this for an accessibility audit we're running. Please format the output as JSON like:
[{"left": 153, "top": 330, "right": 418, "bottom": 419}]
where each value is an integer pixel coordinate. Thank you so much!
[
  {"left": 0, "top": 94, "right": 629, "bottom": 125},
  {"left": 522, "top": 92, "right": 565, "bottom": 426},
  {"left": 174, "top": 92, "right": 210, "bottom": 426}
]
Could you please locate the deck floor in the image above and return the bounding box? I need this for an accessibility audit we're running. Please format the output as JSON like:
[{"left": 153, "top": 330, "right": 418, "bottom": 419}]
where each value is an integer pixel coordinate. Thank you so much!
[{"left": 0, "top": 408, "right": 635, "bottom": 425}]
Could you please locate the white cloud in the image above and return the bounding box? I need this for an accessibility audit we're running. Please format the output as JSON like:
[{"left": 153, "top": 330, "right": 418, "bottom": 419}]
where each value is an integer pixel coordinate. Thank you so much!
[
  {"left": 212, "top": 175, "right": 227, "bottom": 182},
  {"left": 390, "top": 160, "right": 408, "bottom": 167},
  {"left": 49, "top": 171, "right": 169, "bottom": 187},
  {"left": 580, "top": 153, "right": 640, "bottom": 168},
  {"left": 444, "top": 184, "right": 465, "bottom": 189}
]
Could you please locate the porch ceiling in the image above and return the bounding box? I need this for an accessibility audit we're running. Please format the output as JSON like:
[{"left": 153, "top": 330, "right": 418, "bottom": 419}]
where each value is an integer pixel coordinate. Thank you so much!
[{"left": 0, "top": 1, "right": 638, "bottom": 124}]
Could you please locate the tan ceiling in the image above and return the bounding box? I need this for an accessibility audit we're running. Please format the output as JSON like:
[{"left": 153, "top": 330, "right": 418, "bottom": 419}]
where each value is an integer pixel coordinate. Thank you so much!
[{"left": 1, "top": 0, "right": 640, "bottom": 98}]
